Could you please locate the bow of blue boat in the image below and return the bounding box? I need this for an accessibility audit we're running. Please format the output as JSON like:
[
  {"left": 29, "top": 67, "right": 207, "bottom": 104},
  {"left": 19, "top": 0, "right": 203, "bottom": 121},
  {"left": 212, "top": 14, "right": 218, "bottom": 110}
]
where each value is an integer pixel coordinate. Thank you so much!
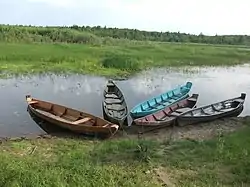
[{"left": 130, "top": 81, "right": 193, "bottom": 119}]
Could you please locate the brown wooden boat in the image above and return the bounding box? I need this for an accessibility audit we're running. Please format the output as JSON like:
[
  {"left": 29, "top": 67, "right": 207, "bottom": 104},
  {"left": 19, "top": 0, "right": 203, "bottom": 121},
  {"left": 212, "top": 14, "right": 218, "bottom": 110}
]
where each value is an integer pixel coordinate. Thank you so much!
[
  {"left": 26, "top": 95, "right": 119, "bottom": 138},
  {"left": 176, "top": 93, "right": 246, "bottom": 127},
  {"left": 133, "top": 94, "right": 199, "bottom": 128}
]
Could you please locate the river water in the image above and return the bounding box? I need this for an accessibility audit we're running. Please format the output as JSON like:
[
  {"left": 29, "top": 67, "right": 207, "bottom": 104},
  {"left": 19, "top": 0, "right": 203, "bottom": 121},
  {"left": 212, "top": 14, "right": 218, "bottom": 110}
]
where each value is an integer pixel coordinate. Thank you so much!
[{"left": 0, "top": 64, "right": 249, "bottom": 138}]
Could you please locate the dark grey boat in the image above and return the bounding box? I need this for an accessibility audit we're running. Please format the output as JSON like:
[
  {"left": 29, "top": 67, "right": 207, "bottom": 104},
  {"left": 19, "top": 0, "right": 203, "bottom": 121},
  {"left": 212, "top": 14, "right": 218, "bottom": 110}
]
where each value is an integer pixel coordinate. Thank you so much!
[
  {"left": 102, "top": 80, "right": 128, "bottom": 126},
  {"left": 176, "top": 93, "right": 246, "bottom": 126}
]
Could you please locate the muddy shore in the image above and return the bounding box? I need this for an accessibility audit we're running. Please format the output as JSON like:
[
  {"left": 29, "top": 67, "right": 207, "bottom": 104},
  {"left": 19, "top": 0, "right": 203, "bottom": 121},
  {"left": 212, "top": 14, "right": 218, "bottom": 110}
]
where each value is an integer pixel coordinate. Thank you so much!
[{"left": 1, "top": 116, "right": 249, "bottom": 144}]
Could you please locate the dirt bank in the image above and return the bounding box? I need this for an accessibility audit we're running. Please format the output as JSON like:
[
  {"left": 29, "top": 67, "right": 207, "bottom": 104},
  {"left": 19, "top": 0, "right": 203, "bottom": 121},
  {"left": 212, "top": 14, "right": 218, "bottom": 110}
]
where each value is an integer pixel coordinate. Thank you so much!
[
  {"left": 118, "top": 116, "right": 250, "bottom": 142},
  {"left": 0, "top": 116, "right": 249, "bottom": 143}
]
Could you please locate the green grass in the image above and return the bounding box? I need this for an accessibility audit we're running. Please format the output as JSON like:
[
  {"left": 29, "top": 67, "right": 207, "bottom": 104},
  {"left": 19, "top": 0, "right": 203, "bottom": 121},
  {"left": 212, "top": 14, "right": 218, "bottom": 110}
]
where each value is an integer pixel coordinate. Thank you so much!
[
  {"left": 0, "top": 42, "right": 250, "bottom": 78},
  {"left": 1, "top": 119, "right": 250, "bottom": 187}
]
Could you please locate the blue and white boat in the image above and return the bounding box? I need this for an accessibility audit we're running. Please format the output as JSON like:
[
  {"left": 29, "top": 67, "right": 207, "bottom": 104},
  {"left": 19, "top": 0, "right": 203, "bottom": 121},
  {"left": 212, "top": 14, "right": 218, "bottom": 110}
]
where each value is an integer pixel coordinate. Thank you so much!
[{"left": 130, "top": 82, "right": 193, "bottom": 119}]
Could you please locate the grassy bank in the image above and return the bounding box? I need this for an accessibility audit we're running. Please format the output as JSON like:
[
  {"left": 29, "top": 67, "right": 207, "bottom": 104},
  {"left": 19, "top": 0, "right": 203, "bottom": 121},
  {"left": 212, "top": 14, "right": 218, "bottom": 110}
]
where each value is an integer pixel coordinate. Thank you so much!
[
  {"left": 1, "top": 118, "right": 250, "bottom": 186},
  {"left": 0, "top": 42, "right": 250, "bottom": 78}
]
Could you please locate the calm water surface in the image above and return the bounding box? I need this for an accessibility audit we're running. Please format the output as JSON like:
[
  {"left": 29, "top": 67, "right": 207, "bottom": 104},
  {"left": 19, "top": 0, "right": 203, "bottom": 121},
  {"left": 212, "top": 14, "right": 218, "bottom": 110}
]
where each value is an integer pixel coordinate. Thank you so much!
[{"left": 0, "top": 64, "right": 249, "bottom": 138}]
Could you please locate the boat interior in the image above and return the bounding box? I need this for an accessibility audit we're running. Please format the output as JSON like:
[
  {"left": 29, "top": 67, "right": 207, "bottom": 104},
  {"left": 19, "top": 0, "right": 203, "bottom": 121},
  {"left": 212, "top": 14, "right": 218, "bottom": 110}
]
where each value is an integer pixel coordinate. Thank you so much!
[
  {"left": 184, "top": 99, "right": 243, "bottom": 117},
  {"left": 104, "top": 82, "right": 127, "bottom": 118},
  {"left": 29, "top": 100, "right": 98, "bottom": 126},
  {"left": 138, "top": 89, "right": 187, "bottom": 112}
]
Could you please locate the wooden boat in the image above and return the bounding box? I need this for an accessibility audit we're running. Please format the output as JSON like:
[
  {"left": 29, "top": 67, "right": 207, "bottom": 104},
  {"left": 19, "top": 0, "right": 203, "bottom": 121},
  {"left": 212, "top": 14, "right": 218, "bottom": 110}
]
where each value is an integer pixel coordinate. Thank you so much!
[
  {"left": 102, "top": 80, "right": 128, "bottom": 126},
  {"left": 25, "top": 95, "right": 119, "bottom": 138},
  {"left": 133, "top": 94, "right": 199, "bottom": 128},
  {"left": 176, "top": 93, "right": 246, "bottom": 126},
  {"left": 130, "top": 81, "right": 193, "bottom": 119}
]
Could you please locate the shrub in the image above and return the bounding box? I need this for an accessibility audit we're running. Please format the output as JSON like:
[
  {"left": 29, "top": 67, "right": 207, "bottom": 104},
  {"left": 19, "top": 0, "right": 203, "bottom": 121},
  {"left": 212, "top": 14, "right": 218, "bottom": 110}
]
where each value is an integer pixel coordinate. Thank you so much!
[{"left": 100, "top": 54, "right": 141, "bottom": 71}]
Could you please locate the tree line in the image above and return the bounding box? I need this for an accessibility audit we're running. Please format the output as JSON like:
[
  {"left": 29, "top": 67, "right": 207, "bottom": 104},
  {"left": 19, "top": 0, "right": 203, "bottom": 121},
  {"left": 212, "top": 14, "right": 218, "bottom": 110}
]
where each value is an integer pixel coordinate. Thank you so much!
[{"left": 0, "top": 24, "right": 249, "bottom": 46}]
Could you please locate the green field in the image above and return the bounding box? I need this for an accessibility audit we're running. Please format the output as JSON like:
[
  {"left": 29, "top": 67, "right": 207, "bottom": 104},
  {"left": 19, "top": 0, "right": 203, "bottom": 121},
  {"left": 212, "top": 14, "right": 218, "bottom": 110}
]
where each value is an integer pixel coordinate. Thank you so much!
[
  {"left": 0, "top": 42, "right": 250, "bottom": 78},
  {"left": 1, "top": 118, "right": 250, "bottom": 187}
]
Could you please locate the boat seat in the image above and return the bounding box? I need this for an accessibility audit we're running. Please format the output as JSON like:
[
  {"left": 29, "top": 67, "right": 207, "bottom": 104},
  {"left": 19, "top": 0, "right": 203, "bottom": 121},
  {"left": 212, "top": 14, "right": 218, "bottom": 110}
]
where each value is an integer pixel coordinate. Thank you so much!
[
  {"left": 107, "top": 105, "right": 126, "bottom": 111},
  {"left": 187, "top": 98, "right": 197, "bottom": 102},
  {"left": 170, "top": 112, "right": 181, "bottom": 116},
  {"left": 105, "top": 98, "right": 123, "bottom": 104},
  {"left": 29, "top": 101, "right": 39, "bottom": 104},
  {"left": 107, "top": 83, "right": 115, "bottom": 87},
  {"left": 35, "top": 109, "right": 71, "bottom": 123},
  {"left": 105, "top": 94, "right": 119, "bottom": 99},
  {"left": 72, "top": 117, "right": 92, "bottom": 124},
  {"left": 175, "top": 107, "right": 191, "bottom": 113}
]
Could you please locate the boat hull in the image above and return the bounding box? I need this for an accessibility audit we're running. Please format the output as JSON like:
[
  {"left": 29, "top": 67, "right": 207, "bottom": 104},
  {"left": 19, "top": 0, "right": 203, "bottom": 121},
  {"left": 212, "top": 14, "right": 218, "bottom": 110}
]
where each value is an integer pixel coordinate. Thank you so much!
[
  {"left": 130, "top": 82, "right": 193, "bottom": 119},
  {"left": 176, "top": 93, "right": 246, "bottom": 127},
  {"left": 102, "top": 80, "right": 128, "bottom": 126},
  {"left": 26, "top": 95, "right": 119, "bottom": 138}
]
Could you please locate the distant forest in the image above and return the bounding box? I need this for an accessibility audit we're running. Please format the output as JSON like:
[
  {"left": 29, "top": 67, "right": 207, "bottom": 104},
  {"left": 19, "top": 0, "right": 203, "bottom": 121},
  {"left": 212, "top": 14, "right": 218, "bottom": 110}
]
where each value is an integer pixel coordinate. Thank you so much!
[{"left": 0, "top": 24, "right": 250, "bottom": 46}]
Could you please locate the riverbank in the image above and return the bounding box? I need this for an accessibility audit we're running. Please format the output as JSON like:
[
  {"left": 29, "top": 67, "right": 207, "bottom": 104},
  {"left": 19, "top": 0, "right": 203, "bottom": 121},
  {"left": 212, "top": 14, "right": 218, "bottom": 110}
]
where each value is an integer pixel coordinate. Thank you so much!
[
  {"left": 1, "top": 117, "right": 250, "bottom": 186},
  {"left": 1, "top": 42, "right": 250, "bottom": 78}
]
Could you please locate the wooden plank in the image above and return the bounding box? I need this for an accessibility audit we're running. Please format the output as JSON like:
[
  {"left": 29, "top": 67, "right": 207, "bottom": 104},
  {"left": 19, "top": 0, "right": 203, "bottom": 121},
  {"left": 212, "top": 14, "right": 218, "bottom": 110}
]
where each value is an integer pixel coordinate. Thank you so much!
[
  {"left": 105, "top": 98, "right": 123, "bottom": 104},
  {"left": 187, "top": 98, "right": 197, "bottom": 101},
  {"left": 105, "top": 94, "right": 119, "bottom": 99},
  {"left": 72, "top": 117, "right": 91, "bottom": 124},
  {"left": 106, "top": 105, "right": 126, "bottom": 111},
  {"left": 36, "top": 109, "right": 71, "bottom": 123},
  {"left": 29, "top": 101, "right": 39, "bottom": 104}
]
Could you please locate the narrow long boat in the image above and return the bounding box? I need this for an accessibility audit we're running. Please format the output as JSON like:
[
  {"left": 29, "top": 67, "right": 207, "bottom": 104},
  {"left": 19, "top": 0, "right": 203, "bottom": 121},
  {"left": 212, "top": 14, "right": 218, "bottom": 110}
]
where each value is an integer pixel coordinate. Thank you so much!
[
  {"left": 176, "top": 93, "right": 246, "bottom": 126},
  {"left": 26, "top": 95, "right": 119, "bottom": 138},
  {"left": 130, "top": 82, "right": 193, "bottom": 119},
  {"left": 133, "top": 94, "right": 199, "bottom": 128},
  {"left": 102, "top": 80, "right": 128, "bottom": 126}
]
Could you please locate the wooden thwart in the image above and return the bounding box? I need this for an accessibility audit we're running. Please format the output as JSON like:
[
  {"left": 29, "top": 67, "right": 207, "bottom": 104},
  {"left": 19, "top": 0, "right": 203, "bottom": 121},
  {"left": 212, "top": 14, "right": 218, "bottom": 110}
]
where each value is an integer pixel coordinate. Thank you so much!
[
  {"left": 72, "top": 117, "right": 91, "bottom": 124},
  {"left": 28, "top": 101, "right": 39, "bottom": 104}
]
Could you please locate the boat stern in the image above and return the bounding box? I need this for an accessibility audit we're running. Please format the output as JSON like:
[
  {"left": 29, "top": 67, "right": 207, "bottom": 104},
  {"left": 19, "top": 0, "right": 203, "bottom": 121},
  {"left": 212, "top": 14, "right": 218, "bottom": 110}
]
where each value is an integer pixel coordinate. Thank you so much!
[
  {"left": 240, "top": 92, "right": 247, "bottom": 100},
  {"left": 180, "top": 81, "right": 192, "bottom": 94},
  {"left": 111, "top": 124, "right": 119, "bottom": 131},
  {"left": 186, "top": 81, "right": 193, "bottom": 89},
  {"left": 107, "top": 79, "right": 115, "bottom": 86},
  {"left": 130, "top": 110, "right": 149, "bottom": 119},
  {"left": 25, "top": 95, "right": 32, "bottom": 102}
]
